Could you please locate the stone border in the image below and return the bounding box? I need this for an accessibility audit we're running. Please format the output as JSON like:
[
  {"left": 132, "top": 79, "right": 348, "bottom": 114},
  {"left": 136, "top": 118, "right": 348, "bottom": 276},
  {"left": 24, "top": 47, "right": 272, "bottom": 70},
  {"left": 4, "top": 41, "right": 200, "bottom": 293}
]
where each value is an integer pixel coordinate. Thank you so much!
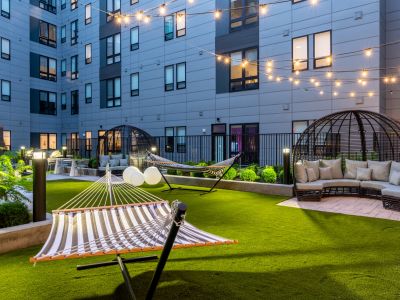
[
  {"left": 164, "top": 175, "right": 293, "bottom": 197},
  {"left": 0, "top": 214, "right": 52, "bottom": 254}
]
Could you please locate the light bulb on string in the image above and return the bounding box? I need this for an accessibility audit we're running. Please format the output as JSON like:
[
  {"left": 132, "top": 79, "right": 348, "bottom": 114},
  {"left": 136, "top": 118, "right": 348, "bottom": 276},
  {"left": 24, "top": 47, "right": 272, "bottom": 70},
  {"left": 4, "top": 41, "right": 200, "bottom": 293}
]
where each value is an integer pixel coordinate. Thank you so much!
[
  {"left": 116, "top": 15, "right": 122, "bottom": 24},
  {"left": 268, "top": 75, "right": 274, "bottom": 80},
  {"left": 159, "top": 4, "right": 167, "bottom": 16},
  {"left": 310, "top": 0, "right": 319, "bottom": 5},
  {"left": 136, "top": 10, "right": 144, "bottom": 21},
  {"left": 260, "top": 4, "right": 268, "bottom": 15},
  {"left": 217, "top": 55, "right": 222, "bottom": 62},
  {"left": 214, "top": 10, "right": 222, "bottom": 19},
  {"left": 361, "top": 69, "right": 368, "bottom": 77},
  {"left": 333, "top": 91, "right": 338, "bottom": 96},
  {"left": 310, "top": 78, "right": 315, "bottom": 83},
  {"left": 326, "top": 72, "right": 333, "bottom": 78},
  {"left": 368, "top": 92, "right": 374, "bottom": 97},
  {"left": 350, "top": 92, "right": 356, "bottom": 97},
  {"left": 314, "top": 81, "right": 320, "bottom": 87},
  {"left": 295, "top": 70, "right": 300, "bottom": 76},
  {"left": 241, "top": 60, "right": 248, "bottom": 67},
  {"left": 124, "top": 15, "right": 130, "bottom": 24},
  {"left": 144, "top": 15, "right": 151, "bottom": 24},
  {"left": 188, "top": 0, "right": 194, "bottom": 3},
  {"left": 335, "top": 81, "right": 342, "bottom": 87},
  {"left": 276, "top": 77, "right": 282, "bottom": 82},
  {"left": 319, "top": 90, "right": 324, "bottom": 95},
  {"left": 224, "top": 57, "right": 230, "bottom": 64},
  {"left": 365, "top": 48, "right": 373, "bottom": 57},
  {"left": 391, "top": 77, "right": 397, "bottom": 83},
  {"left": 289, "top": 77, "right": 293, "bottom": 82},
  {"left": 294, "top": 79, "right": 300, "bottom": 85}
]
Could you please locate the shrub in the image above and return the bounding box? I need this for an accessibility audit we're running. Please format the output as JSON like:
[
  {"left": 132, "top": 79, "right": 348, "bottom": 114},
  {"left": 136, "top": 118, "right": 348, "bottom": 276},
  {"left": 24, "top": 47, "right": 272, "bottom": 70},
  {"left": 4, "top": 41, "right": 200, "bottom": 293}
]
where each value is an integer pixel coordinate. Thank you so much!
[
  {"left": 88, "top": 158, "right": 98, "bottom": 169},
  {"left": 0, "top": 201, "right": 30, "bottom": 228},
  {"left": 191, "top": 162, "right": 208, "bottom": 178},
  {"left": 240, "top": 169, "right": 259, "bottom": 182},
  {"left": 223, "top": 167, "right": 237, "bottom": 180},
  {"left": 177, "top": 161, "right": 195, "bottom": 176},
  {"left": 167, "top": 169, "right": 177, "bottom": 175},
  {"left": 261, "top": 166, "right": 277, "bottom": 183}
]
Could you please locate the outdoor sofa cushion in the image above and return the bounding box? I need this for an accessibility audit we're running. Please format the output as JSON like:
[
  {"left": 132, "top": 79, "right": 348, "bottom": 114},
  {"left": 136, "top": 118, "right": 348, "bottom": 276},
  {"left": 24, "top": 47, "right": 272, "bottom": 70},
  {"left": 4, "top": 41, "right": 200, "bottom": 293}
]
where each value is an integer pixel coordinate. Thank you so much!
[
  {"left": 306, "top": 168, "right": 318, "bottom": 182},
  {"left": 390, "top": 161, "right": 400, "bottom": 178},
  {"left": 304, "top": 160, "right": 320, "bottom": 179},
  {"left": 98, "top": 166, "right": 127, "bottom": 171},
  {"left": 109, "top": 159, "right": 119, "bottom": 167},
  {"left": 322, "top": 179, "right": 360, "bottom": 188},
  {"left": 319, "top": 167, "right": 333, "bottom": 180},
  {"left": 119, "top": 159, "right": 129, "bottom": 166},
  {"left": 360, "top": 181, "right": 392, "bottom": 191},
  {"left": 344, "top": 159, "right": 368, "bottom": 179},
  {"left": 294, "top": 162, "right": 308, "bottom": 183},
  {"left": 296, "top": 181, "right": 324, "bottom": 191},
  {"left": 367, "top": 160, "right": 391, "bottom": 181},
  {"left": 356, "top": 167, "right": 372, "bottom": 181},
  {"left": 111, "top": 154, "right": 123, "bottom": 160},
  {"left": 389, "top": 171, "right": 400, "bottom": 186},
  {"left": 382, "top": 187, "right": 400, "bottom": 198},
  {"left": 320, "top": 159, "right": 343, "bottom": 179}
]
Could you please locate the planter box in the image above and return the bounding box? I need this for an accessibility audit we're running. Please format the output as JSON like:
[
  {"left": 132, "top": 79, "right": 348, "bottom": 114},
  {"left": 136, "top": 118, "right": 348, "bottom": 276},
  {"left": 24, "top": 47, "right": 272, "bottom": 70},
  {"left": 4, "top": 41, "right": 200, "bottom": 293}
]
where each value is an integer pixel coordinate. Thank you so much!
[
  {"left": 163, "top": 175, "right": 293, "bottom": 197},
  {"left": 0, "top": 214, "right": 52, "bottom": 254}
]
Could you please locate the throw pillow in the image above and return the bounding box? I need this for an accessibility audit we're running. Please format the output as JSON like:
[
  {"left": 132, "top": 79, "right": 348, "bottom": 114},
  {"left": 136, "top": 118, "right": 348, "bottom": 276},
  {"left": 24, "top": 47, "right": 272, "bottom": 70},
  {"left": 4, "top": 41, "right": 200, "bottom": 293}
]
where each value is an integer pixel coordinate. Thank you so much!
[
  {"left": 100, "top": 159, "right": 109, "bottom": 168},
  {"left": 356, "top": 167, "right": 372, "bottom": 181},
  {"left": 344, "top": 159, "right": 368, "bottom": 179},
  {"left": 319, "top": 167, "right": 333, "bottom": 180},
  {"left": 306, "top": 168, "right": 318, "bottom": 182},
  {"left": 294, "top": 162, "right": 308, "bottom": 183},
  {"left": 367, "top": 160, "right": 391, "bottom": 182},
  {"left": 320, "top": 158, "right": 343, "bottom": 179},
  {"left": 119, "top": 159, "right": 128, "bottom": 166},
  {"left": 109, "top": 159, "right": 119, "bottom": 167},
  {"left": 111, "top": 154, "right": 123, "bottom": 160},
  {"left": 389, "top": 170, "right": 400, "bottom": 186},
  {"left": 304, "top": 160, "right": 320, "bottom": 180},
  {"left": 390, "top": 161, "right": 400, "bottom": 179}
]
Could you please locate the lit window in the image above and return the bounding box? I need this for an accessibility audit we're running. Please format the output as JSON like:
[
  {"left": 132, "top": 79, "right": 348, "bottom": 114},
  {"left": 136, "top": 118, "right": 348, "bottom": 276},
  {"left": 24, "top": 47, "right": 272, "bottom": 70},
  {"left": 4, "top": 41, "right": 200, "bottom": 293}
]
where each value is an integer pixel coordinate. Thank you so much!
[
  {"left": 61, "top": 59, "right": 66, "bottom": 77},
  {"left": 130, "top": 27, "right": 139, "bottom": 51},
  {"left": 71, "top": 55, "right": 78, "bottom": 80},
  {"left": 71, "top": 90, "right": 79, "bottom": 115},
  {"left": 230, "top": 0, "right": 258, "bottom": 30},
  {"left": 85, "top": 131, "right": 92, "bottom": 151},
  {"left": 39, "top": 21, "right": 57, "bottom": 48},
  {"left": 70, "top": 20, "right": 78, "bottom": 45},
  {"left": 1, "top": 37, "right": 10, "bottom": 60},
  {"left": 40, "top": 133, "right": 57, "bottom": 150},
  {"left": 71, "top": 0, "right": 77, "bottom": 11},
  {"left": 107, "top": 0, "right": 120, "bottom": 22},
  {"left": 2, "top": 130, "right": 10, "bottom": 150},
  {"left": 39, "top": 56, "right": 57, "bottom": 81},
  {"left": 292, "top": 35, "right": 308, "bottom": 71},
  {"left": 164, "top": 65, "right": 174, "bottom": 91},
  {"left": 106, "top": 77, "right": 121, "bottom": 108},
  {"left": 176, "top": 10, "right": 186, "bottom": 37},
  {"left": 164, "top": 15, "right": 174, "bottom": 41},
  {"left": 85, "top": 83, "right": 92, "bottom": 103},
  {"left": 314, "top": 31, "right": 332, "bottom": 68},
  {"left": 230, "top": 48, "right": 258, "bottom": 92},
  {"left": 61, "top": 25, "right": 66, "bottom": 43},
  {"left": 85, "top": 4, "right": 92, "bottom": 24},
  {"left": 1, "top": 0, "right": 10, "bottom": 18},
  {"left": 176, "top": 62, "right": 186, "bottom": 89},
  {"left": 85, "top": 44, "right": 92, "bottom": 64},
  {"left": 1, "top": 79, "right": 10, "bottom": 101},
  {"left": 61, "top": 92, "right": 66, "bottom": 110},
  {"left": 130, "top": 73, "right": 139, "bottom": 96}
]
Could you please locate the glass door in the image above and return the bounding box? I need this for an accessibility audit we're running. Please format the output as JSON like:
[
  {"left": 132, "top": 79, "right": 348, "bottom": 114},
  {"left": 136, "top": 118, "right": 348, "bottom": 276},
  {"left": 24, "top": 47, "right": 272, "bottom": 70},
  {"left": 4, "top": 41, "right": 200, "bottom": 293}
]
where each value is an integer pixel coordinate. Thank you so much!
[{"left": 212, "top": 124, "right": 226, "bottom": 162}]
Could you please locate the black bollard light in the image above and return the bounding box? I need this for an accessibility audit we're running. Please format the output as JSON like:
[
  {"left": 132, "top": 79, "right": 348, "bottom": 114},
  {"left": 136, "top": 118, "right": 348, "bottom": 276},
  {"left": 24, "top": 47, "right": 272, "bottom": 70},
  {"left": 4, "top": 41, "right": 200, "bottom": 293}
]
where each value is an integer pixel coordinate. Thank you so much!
[
  {"left": 33, "top": 151, "right": 47, "bottom": 222},
  {"left": 20, "top": 146, "right": 26, "bottom": 162},
  {"left": 283, "top": 148, "right": 291, "bottom": 184},
  {"left": 62, "top": 145, "right": 67, "bottom": 158}
]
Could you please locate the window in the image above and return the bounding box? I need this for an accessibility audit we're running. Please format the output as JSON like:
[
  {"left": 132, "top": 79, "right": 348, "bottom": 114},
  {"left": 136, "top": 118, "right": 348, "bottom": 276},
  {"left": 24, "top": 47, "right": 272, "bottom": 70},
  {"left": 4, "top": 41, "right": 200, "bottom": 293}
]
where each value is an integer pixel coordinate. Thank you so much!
[
  {"left": 230, "top": 123, "right": 259, "bottom": 163},
  {"left": 230, "top": 48, "right": 258, "bottom": 92},
  {"left": 71, "top": 0, "right": 77, "bottom": 10},
  {"left": 230, "top": 0, "right": 258, "bottom": 30},
  {"left": 130, "top": 73, "right": 139, "bottom": 96},
  {"left": 61, "top": 0, "right": 66, "bottom": 10},
  {"left": 176, "top": 63, "right": 186, "bottom": 89},
  {"left": 292, "top": 120, "right": 309, "bottom": 134},
  {"left": 165, "top": 127, "right": 174, "bottom": 152},
  {"left": 71, "top": 90, "right": 79, "bottom": 115},
  {"left": 71, "top": 132, "right": 79, "bottom": 151},
  {"left": 70, "top": 20, "right": 78, "bottom": 45},
  {"left": 176, "top": 126, "right": 186, "bottom": 153},
  {"left": 176, "top": 10, "right": 186, "bottom": 37},
  {"left": 292, "top": 35, "right": 308, "bottom": 71},
  {"left": 107, "top": 0, "right": 120, "bottom": 22},
  {"left": 39, "top": 21, "right": 57, "bottom": 48},
  {"left": 130, "top": 27, "right": 139, "bottom": 51},
  {"left": 61, "top": 92, "right": 66, "bottom": 110},
  {"left": 164, "top": 65, "right": 174, "bottom": 91},
  {"left": 106, "top": 77, "right": 121, "bottom": 108},
  {"left": 2, "top": 130, "right": 10, "bottom": 150},
  {"left": 106, "top": 33, "right": 121, "bottom": 65},
  {"left": 39, "top": 91, "right": 57, "bottom": 115},
  {"left": 71, "top": 55, "right": 78, "bottom": 80},
  {"left": 1, "top": 80, "right": 10, "bottom": 101},
  {"left": 40, "top": 133, "right": 57, "bottom": 150},
  {"left": 85, "top": 44, "right": 92, "bottom": 64},
  {"left": 85, "top": 83, "right": 92, "bottom": 103},
  {"left": 85, "top": 4, "right": 92, "bottom": 24},
  {"left": 1, "top": 37, "right": 10, "bottom": 60},
  {"left": 61, "top": 25, "right": 66, "bottom": 43},
  {"left": 131, "top": 0, "right": 138, "bottom": 4},
  {"left": 39, "top": 0, "right": 56, "bottom": 14},
  {"left": 39, "top": 56, "right": 57, "bottom": 81},
  {"left": 1, "top": 0, "right": 10, "bottom": 18},
  {"left": 164, "top": 15, "right": 174, "bottom": 41},
  {"left": 61, "top": 59, "right": 66, "bottom": 77},
  {"left": 85, "top": 131, "right": 92, "bottom": 151},
  {"left": 314, "top": 30, "right": 332, "bottom": 68}
]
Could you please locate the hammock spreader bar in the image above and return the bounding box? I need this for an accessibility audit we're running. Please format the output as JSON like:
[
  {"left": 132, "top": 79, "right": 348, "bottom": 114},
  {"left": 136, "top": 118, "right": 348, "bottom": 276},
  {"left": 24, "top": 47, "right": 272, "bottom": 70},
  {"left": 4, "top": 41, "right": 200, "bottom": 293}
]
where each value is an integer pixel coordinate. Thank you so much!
[{"left": 146, "top": 152, "right": 242, "bottom": 194}]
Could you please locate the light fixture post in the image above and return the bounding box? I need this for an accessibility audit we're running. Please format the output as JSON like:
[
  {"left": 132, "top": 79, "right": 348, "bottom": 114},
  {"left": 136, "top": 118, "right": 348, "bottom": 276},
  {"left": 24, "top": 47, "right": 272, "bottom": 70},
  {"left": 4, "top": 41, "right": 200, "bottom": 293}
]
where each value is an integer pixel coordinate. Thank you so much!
[
  {"left": 62, "top": 145, "right": 67, "bottom": 158},
  {"left": 283, "top": 148, "right": 291, "bottom": 184},
  {"left": 33, "top": 151, "right": 47, "bottom": 222}
]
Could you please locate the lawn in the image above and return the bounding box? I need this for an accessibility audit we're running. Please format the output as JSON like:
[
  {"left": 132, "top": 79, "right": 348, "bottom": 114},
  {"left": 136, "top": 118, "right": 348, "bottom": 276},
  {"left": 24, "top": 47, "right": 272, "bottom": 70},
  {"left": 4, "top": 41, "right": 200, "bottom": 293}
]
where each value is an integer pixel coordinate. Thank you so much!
[{"left": 1, "top": 180, "right": 400, "bottom": 299}]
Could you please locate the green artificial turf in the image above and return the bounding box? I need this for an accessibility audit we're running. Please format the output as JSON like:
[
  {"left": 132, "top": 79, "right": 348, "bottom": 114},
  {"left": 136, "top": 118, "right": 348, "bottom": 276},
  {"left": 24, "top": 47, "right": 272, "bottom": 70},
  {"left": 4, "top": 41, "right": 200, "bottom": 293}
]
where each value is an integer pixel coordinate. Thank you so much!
[{"left": 1, "top": 180, "right": 400, "bottom": 299}]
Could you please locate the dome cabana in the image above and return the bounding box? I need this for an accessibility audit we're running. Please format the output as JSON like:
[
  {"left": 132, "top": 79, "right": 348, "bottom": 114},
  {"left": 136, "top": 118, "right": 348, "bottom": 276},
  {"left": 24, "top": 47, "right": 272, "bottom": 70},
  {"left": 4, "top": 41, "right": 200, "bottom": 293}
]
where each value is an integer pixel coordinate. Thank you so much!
[{"left": 98, "top": 125, "right": 157, "bottom": 168}]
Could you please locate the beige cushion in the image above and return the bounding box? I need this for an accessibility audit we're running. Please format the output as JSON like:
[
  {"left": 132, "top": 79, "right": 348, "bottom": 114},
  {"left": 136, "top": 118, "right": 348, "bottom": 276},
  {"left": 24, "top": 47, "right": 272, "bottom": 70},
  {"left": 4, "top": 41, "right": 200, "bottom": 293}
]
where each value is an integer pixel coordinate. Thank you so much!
[
  {"left": 322, "top": 179, "right": 360, "bottom": 188},
  {"left": 294, "top": 163, "right": 308, "bottom": 183},
  {"left": 382, "top": 187, "right": 400, "bottom": 198},
  {"left": 306, "top": 168, "right": 318, "bottom": 182},
  {"left": 111, "top": 154, "right": 123, "bottom": 160},
  {"left": 319, "top": 167, "right": 333, "bottom": 180},
  {"left": 320, "top": 158, "right": 343, "bottom": 179},
  {"left": 100, "top": 160, "right": 108, "bottom": 168},
  {"left": 360, "top": 181, "right": 391, "bottom": 190},
  {"left": 119, "top": 159, "right": 128, "bottom": 167},
  {"left": 390, "top": 161, "right": 400, "bottom": 178},
  {"left": 367, "top": 160, "right": 391, "bottom": 182},
  {"left": 344, "top": 159, "right": 368, "bottom": 179},
  {"left": 296, "top": 181, "right": 323, "bottom": 191},
  {"left": 109, "top": 159, "right": 119, "bottom": 167},
  {"left": 99, "top": 155, "right": 109, "bottom": 161},
  {"left": 389, "top": 170, "right": 400, "bottom": 186},
  {"left": 356, "top": 167, "right": 372, "bottom": 181},
  {"left": 304, "top": 160, "right": 320, "bottom": 180}
]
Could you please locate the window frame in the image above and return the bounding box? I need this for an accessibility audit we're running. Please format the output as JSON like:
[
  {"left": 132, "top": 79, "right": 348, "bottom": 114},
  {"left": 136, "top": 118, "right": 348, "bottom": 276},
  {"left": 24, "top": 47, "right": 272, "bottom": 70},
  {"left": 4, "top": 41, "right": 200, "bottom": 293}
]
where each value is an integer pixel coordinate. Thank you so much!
[
  {"left": 313, "top": 30, "right": 332, "bottom": 69},
  {"left": 70, "top": 20, "right": 78, "bottom": 46},
  {"left": 85, "top": 83, "right": 92, "bottom": 103},
  {"left": 164, "top": 15, "right": 174, "bottom": 41},
  {"left": 176, "top": 126, "right": 186, "bottom": 153},
  {"left": 2, "top": 130, "right": 11, "bottom": 150},
  {"left": 1, "top": 0, "right": 10, "bottom": 18},
  {"left": 39, "top": 90, "right": 57, "bottom": 115},
  {"left": 106, "top": 33, "right": 121, "bottom": 65},
  {"left": 176, "top": 62, "right": 186, "bottom": 90},
  {"left": 130, "top": 73, "right": 139, "bottom": 97},
  {"left": 39, "top": 55, "right": 57, "bottom": 82},
  {"left": 39, "top": 0, "right": 56, "bottom": 14},
  {"left": 71, "top": 55, "right": 78, "bottom": 80},
  {"left": 131, "top": 0, "right": 138, "bottom": 4},
  {"left": 85, "top": 4, "right": 92, "bottom": 24},
  {"left": 130, "top": 26, "right": 139, "bottom": 51},
  {"left": 61, "top": 25, "right": 66, "bottom": 44},
  {"left": 85, "top": 131, "right": 92, "bottom": 151},
  {"left": 176, "top": 10, "right": 186, "bottom": 38},
  {"left": 61, "top": 59, "right": 66, "bottom": 77},
  {"left": 39, "top": 20, "right": 57, "bottom": 48},
  {"left": 106, "top": 77, "right": 121, "bottom": 108},
  {"left": 1, "top": 79, "right": 10, "bottom": 101},
  {"left": 61, "top": 0, "right": 66, "bottom": 10},
  {"left": 107, "top": 0, "right": 121, "bottom": 23},
  {"left": 230, "top": 0, "right": 258, "bottom": 31},
  {"left": 164, "top": 65, "right": 174, "bottom": 91},
  {"left": 292, "top": 0, "right": 306, "bottom": 4},
  {"left": 71, "top": 0, "right": 77, "bottom": 11},
  {"left": 229, "top": 47, "right": 259, "bottom": 92},
  {"left": 61, "top": 92, "right": 67, "bottom": 110},
  {"left": 85, "top": 43, "right": 92, "bottom": 64},
  {"left": 164, "top": 127, "right": 174, "bottom": 153},
  {"left": 40, "top": 133, "right": 57, "bottom": 150},
  {"left": 71, "top": 90, "right": 79, "bottom": 115},
  {"left": 1, "top": 37, "right": 10, "bottom": 60},
  {"left": 292, "top": 35, "right": 309, "bottom": 72}
]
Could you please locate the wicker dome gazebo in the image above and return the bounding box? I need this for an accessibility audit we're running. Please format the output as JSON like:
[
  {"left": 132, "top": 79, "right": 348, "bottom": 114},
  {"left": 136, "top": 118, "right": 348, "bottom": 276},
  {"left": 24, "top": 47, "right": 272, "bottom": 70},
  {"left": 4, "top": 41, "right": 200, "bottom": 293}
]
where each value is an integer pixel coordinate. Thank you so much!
[{"left": 293, "top": 110, "right": 400, "bottom": 169}]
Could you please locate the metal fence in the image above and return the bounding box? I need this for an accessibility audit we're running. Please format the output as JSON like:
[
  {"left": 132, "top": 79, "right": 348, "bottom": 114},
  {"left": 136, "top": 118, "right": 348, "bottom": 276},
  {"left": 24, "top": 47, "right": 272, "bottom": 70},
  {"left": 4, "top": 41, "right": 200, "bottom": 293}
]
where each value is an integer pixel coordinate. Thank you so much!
[{"left": 66, "top": 133, "right": 302, "bottom": 167}]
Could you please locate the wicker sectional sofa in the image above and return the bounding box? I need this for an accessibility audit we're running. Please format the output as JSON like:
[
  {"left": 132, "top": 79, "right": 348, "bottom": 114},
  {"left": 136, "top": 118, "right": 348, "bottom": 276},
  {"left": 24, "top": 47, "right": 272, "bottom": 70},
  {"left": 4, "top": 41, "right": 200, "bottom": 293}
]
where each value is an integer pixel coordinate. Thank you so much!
[{"left": 294, "top": 158, "right": 400, "bottom": 211}]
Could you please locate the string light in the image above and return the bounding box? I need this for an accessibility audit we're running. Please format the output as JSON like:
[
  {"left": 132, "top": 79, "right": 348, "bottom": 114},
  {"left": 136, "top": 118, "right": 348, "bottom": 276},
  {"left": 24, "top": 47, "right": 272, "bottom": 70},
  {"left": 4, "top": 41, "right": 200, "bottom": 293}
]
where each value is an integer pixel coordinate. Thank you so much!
[
  {"left": 333, "top": 91, "right": 338, "bottom": 96},
  {"left": 242, "top": 60, "right": 248, "bottom": 67},
  {"left": 276, "top": 77, "right": 282, "bottom": 82},
  {"left": 288, "top": 77, "right": 293, "bottom": 82},
  {"left": 310, "top": 0, "right": 319, "bottom": 5},
  {"left": 319, "top": 90, "right": 324, "bottom": 95},
  {"left": 159, "top": 4, "right": 167, "bottom": 16},
  {"left": 295, "top": 70, "right": 300, "bottom": 76},
  {"left": 116, "top": 15, "right": 122, "bottom": 24},
  {"left": 314, "top": 81, "right": 320, "bottom": 87},
  {"left": 294, "top": 79, "right": 300, "bottom": 85},
  {"left": 136, "top": 10, "right": 144, "bottom": 21},
  {"left": 224, "top": 57, "right": 230, "bottom": 64},
  {"left": 335, "top": 81, "right": 342, "bottom": 87},
  {"left": 217, "top": 55, "right": 222, "bottom": 61},
  {"left": 368, "top": 92, "right": 374, "bottom": 97},
  {"left": 326, "top": 72, "right": 333, "bottom": 78},
  {"left": 260, "top": 4, "right": 268, "bottom": 15},
  {"left": 124, "top": 15, "right": 130, "bottom": 24},
  {"left": 214, "top": 9, "right": 222, "bottom": 19},
  {"left": 391, "top": 77, "right": 397, "bottom": 83},
  {"left": 365, "top": 48, "right": 373, "bottom": 57},
  {"left": 188, "top": 0, "right": 194, "bottom": 3},
  {"left": 361, "top": 69, "right": 368, "bottom": 77},
  {"left": 350, "top": 92, "right": 356, "bottom": 97},
  {"left": 268, "top": 75, "right": 274, "bottom": 80},
  {"left": 144, "top": 15, "right": 151, "bottom": 23},
  {"left": 310, "top": 78, "right": 316, "bottom": 83}
]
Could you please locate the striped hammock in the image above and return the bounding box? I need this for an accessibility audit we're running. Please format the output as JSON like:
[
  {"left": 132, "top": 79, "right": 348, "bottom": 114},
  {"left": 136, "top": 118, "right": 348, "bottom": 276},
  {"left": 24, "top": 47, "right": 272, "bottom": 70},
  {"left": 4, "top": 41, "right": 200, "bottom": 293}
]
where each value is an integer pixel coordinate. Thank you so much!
[
  {"left": 146, "top": 153, "right": 241, "bottom": 177},
  {"left": 31, "top": 173, "right": 236, "bottom": 263}
]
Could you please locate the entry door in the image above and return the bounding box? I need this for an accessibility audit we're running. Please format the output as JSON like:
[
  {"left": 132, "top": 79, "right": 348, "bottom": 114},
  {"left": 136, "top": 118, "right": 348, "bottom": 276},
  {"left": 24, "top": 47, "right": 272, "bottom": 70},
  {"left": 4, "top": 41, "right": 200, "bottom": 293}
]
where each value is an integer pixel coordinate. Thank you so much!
[
  {"left": 212, "top": 124, "right": 226, "bottom": 162},
  {"left": 230, "top": 123, "right": 259, "bottom": 164}
]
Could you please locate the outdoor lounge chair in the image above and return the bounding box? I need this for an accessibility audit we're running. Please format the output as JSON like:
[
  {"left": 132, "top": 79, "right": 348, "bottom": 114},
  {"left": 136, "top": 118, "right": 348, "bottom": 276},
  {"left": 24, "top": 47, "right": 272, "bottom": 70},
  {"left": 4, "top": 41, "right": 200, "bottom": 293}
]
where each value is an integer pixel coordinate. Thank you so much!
[
  {"left": 31, "top": 169, "right": 236, "bottom": 299},
  {"left": 146, "top": 152, "right": 241, "bottom": 194}
]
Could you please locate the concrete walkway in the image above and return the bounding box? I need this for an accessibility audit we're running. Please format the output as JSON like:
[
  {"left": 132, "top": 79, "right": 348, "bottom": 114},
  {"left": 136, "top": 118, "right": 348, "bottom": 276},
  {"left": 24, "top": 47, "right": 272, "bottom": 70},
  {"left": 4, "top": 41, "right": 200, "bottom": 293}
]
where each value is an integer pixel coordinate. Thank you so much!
[
  {"left": 47, "top": 174, "right": 100, "bottom": 182},
  {"left": 278, "top": 197, "right": 400, "bottom": 222}
]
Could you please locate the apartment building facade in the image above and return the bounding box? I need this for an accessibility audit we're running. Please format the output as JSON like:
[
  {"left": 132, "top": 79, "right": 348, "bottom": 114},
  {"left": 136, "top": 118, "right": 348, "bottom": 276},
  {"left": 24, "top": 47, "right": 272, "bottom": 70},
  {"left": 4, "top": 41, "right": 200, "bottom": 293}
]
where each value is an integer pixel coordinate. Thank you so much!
[{"left": 0, "top": 0, "right": 399, "bottom": 156}]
